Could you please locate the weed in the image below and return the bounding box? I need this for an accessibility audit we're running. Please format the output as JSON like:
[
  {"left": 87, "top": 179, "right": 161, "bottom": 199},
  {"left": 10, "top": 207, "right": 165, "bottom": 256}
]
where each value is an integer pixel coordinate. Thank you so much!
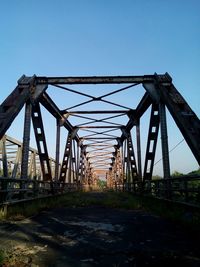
[{"left": 0, "top": 250, "right": 5, "bottom": 266}]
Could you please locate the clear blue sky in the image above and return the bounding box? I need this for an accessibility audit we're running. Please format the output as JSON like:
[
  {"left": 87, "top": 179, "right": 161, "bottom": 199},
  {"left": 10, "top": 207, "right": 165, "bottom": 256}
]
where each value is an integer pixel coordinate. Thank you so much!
[{"left": 0, "top": 0, "right": 200, "bottom": 175}]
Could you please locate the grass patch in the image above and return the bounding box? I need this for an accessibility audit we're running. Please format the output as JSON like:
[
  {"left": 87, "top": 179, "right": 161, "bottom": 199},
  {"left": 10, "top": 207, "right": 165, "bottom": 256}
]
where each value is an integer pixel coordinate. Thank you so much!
[
  {"left": 0, "top": 247, "right": 32, "bottom": 267},
  {"left": 0, "top": 250, "right": 5, "bottom": 266}
]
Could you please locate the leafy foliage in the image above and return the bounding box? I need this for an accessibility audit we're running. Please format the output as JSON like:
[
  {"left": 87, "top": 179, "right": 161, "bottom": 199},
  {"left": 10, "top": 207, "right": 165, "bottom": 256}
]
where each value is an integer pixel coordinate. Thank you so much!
[
  {"left": 171, "top": 170, "right": 184, "bottom": 177},
  {"left": 97, "top": 179, "right": 107, "bottom": 190},
  {"left": 188, "top": 168, "right": 200, "bottom": 176}
]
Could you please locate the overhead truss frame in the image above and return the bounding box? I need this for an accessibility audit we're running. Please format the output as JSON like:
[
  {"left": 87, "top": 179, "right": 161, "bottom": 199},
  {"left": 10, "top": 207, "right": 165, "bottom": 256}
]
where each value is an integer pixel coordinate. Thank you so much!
[{"left": 0, "top": 73, "right": 200, "bottom": 191}]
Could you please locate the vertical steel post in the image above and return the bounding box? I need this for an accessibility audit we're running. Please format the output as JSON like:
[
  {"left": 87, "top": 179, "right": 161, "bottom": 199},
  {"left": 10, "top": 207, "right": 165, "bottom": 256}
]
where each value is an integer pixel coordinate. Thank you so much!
[
  {"left": 136, "top": 122, "right": 142, "bottom": 181},
  {"left": 28, "top": 151, "right": 34, "bottom": 178},
  {"left": 32, "top": 103, "right": 52, "bottom": 181},
  {"left": 71, "top": 141, "right": 75, "bottom": 183},
  {"left": 12, "top": 146, "right": 22, "bottom": 179},
  {"left": 55, "top": 119, "right": 60, "bottom": 181},
  {"left": 1, "top": 136, "right": 8, "bottom": 197},
  {"left": 123, "top": 139, "right": 127, "bottom": 189},
  {"left": 73, "top": 139, "right": 77, "bottom": 182},
  {"left": 21, "top": 101, "right": 32, "bottom": 179},
  {"left": 1, "top": 136, "right": 8, "bottom": 177},
  {"left": 121, "top": 145, "right": 125, "bottom": 191},
  {"left": 159, "top": 103, "right": 170, "bottom": 179},
  {"left": 143, "top": 104, "right": 160, "bottom": 181},
  {"left": 76, "top": 142, "right": 80, "bottom": 182},
  {"left": 124, "top": 139, "right": 127, "bottom": 189},
  {"left": 33, "top": 152, "right": 37, "bottom": 179},
  {"left": 68, "top": 148, "right": 72, "bottom": 183}
]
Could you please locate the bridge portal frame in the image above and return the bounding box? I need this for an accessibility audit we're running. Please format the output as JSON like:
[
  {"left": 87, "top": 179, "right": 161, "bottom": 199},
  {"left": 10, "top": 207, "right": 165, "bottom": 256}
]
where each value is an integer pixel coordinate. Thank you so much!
[{"left": 0, "top": 73, "right": 200, "bottom": 202}]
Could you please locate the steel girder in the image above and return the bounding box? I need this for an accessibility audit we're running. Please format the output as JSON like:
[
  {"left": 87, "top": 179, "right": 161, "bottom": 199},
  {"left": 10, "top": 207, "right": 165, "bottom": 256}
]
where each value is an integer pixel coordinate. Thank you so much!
[
  {"left": 31, "top": 103, "right": 52, "bottom": 181},
  {"left": 0, "top": 77, "right": 33, "bottom": 140},
  {"left": 109, "top": 147, "right": 123, "bottom": 186},
  {"left": 59, "top": 132, "right": 77, "bottom": 183},
  {"left": 156, "top": 75, "right": 200, "bottom": 166},
  {"left": 143, "top": 104, "right": 160, "bottom": 181},
  {"left": 36, "top": 75, "right": 166, "bottom": 85},
  {"left": 126, "top": 134, "right": 138, "bottom": 181},
  {"left": 0, "top": 135, "right": 57, "bottom": 180},
  {"left": 0, "top": 73, "right": 200, "bottom": 189}
]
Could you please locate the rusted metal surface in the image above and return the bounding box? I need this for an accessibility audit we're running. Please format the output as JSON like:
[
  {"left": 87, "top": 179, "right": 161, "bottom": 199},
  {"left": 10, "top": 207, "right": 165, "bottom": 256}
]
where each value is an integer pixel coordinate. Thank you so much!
[
  {"left": 36, "top": 74, "right": 169, "bottom": 85},
  {"left": 0, "top": 135, "right": 57, "bottom": 180},
  {"left": 21, "top": 101, "right": 32, "bottom": 180},
  {"left": 143, "top": 104, "right": 160, "bottom": 181},
  {"left": 159, "top": 102, "right": 170, "bottom": 179},
  {"left": 31, "top": 103, "right": 52, "bottom": 181},
  {"left": 0, "top": 73, "right": 200, "bottom": 205}
]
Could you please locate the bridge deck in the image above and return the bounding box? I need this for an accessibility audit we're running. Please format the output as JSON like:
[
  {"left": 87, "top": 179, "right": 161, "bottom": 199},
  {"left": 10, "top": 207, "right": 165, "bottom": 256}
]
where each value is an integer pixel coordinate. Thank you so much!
[{"left": 0, "top": 193, "right": 199, "bottom": 266}]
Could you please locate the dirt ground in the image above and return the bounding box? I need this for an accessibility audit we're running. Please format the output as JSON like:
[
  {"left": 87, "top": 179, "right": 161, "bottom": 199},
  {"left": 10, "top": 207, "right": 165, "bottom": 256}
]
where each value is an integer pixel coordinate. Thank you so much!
[{"left": 0, "top": 199, "right": 199, "bottom": 266}]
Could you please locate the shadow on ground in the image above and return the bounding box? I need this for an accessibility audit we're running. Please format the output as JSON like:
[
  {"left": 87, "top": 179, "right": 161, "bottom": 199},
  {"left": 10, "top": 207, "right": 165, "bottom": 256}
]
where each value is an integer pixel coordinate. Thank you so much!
[{"left": 0, "top": 192, "right": 199, "bottom": 266}]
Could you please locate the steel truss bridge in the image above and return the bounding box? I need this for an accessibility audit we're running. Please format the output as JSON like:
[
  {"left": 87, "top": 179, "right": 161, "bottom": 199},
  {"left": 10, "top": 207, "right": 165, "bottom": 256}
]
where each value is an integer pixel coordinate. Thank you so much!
[{"left": 0, "top": 73, "right": 200, "bottom": 204}]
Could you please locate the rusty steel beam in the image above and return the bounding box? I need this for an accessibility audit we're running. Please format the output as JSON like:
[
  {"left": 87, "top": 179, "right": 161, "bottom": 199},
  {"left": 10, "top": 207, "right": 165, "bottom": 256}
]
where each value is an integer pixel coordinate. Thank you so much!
[
  {"left": 68, "top": 110, "right": 129, "bottom": 114},
  {"left": 11, "top": 146, "right": 22, "bottom": 179},
  {"left": 78, "top": 126, "right": 122, "bottom": 129},
  {"left": 59, "top": 133, "right": 72, "bottom": 183},
  {"left": 0, "top": 134, "right": 57, "bottom": 181},
  {"left": 159, "top": 102, "right": 171, "bottom": 179},
  {"left": 0, "top": 136, "right": 8, "bottom": 177},
  {"left": 55, "top": 119, "right": 61, "bottom": 181},
  {"left": 0, "top": 76, "right": 34, "bottom": 140},
  {"left": 21, "top": 101, "right": 32, "bottom": 179},
  {"left": 143, "top": 104, "right": 160, "bottom": 181},
  {"left": 126, "top": 134, "right": 138, "bottom": 181},
  {"left": 154, "top": 75, "right": 200, "bottom": 166},
  {"left": 40, "top": 92, "right": 80, "bottom": 142},
  {"left": 36, "top": 74, "right": 169, "bottom": 85},
  {"left": 31, "top": 103, "right": 52, "bottom": 181},
  {"left": 0, "top": 75, "right": 48, "bottom": 140},
  {"left": 136, "top": 122, "right": 142, "bottom": 180},
  {"left": 118, "top": 93, "right": 152, "bottom": 144},
  {"left": 1, "top": 72, "right": 199, "bottom": 193},
  {"left": 83, "top": 137, "right": 116, "bottom": 140}
]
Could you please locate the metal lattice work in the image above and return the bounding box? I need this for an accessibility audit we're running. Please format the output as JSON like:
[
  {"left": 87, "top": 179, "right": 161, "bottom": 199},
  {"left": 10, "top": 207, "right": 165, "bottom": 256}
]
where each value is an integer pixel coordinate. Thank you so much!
[{"left": 0, "top": 73, "right": 200, "bottom": 204}]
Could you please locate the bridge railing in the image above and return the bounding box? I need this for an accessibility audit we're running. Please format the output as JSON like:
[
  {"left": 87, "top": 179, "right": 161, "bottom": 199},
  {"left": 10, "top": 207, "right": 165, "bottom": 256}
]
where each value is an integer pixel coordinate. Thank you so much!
[
  {"left": 144, "top": 175, "right": 200, "bottom": 204},
  {"left": 115, "top": 175, "right": 200, "bottom": 206},
  {"left": 0, "top": 177, "right": 79, "bottom": 203}
]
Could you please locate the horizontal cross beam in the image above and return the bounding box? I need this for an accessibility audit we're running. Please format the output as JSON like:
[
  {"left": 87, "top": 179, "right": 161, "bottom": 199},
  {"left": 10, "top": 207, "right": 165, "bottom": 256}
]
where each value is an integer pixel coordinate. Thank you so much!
[
  {"left": 36, "top": 74, "right": 169, "bottom": 85},
  {"left": 67, "top": 110, "right": 129, "bottom": 114},
  {"left": 78, "top": 126, "right": 122, "bottom": 129}
]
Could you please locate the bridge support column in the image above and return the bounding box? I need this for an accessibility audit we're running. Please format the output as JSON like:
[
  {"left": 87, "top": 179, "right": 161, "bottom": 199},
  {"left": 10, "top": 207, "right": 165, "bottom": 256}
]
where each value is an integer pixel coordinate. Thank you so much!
[
  {"left": 55, "top": 119, "right": 61, "bottom": 181},
  {"left": 76, "top": 142, "right": 80, "bottom": 185},
  {"left": 68, "top": 146, "right": 72, "bottom": 184},
  {"left": 21, "top": 101, "right": 32, "bottom": 179},
  {"left": 159, "top": 102, "right": 171, "bottom": 198},
  {"left": 1, "top": 136, "right": 8, "bottom": 177},
  {"left": 159, "top": 103, "right": 170, "bottom": 179},
  {"left": 136, "top": 122, "right": 142, "bottom": 181}
]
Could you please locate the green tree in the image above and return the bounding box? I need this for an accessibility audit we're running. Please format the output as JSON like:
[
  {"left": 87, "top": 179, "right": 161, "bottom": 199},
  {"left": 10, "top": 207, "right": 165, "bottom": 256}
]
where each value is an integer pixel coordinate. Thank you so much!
[
  {"left": 97, "top": 179, "right": 107, "bottom": 190},
  {"left": 188, "top": 168, "right": 200, "bottom": 175},
  {"left": 171, "top": 170, "right": 184, "bottom": 177}
]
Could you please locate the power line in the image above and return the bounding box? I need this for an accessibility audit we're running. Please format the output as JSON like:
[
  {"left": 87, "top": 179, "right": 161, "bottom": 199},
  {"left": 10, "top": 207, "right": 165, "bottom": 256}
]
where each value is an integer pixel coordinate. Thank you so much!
[
  {"left": 168, "top": 139, "right": 185, "bottom": 153},
  {"left": 153, "top": 138, "right": 185, "bottom": 167}
]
